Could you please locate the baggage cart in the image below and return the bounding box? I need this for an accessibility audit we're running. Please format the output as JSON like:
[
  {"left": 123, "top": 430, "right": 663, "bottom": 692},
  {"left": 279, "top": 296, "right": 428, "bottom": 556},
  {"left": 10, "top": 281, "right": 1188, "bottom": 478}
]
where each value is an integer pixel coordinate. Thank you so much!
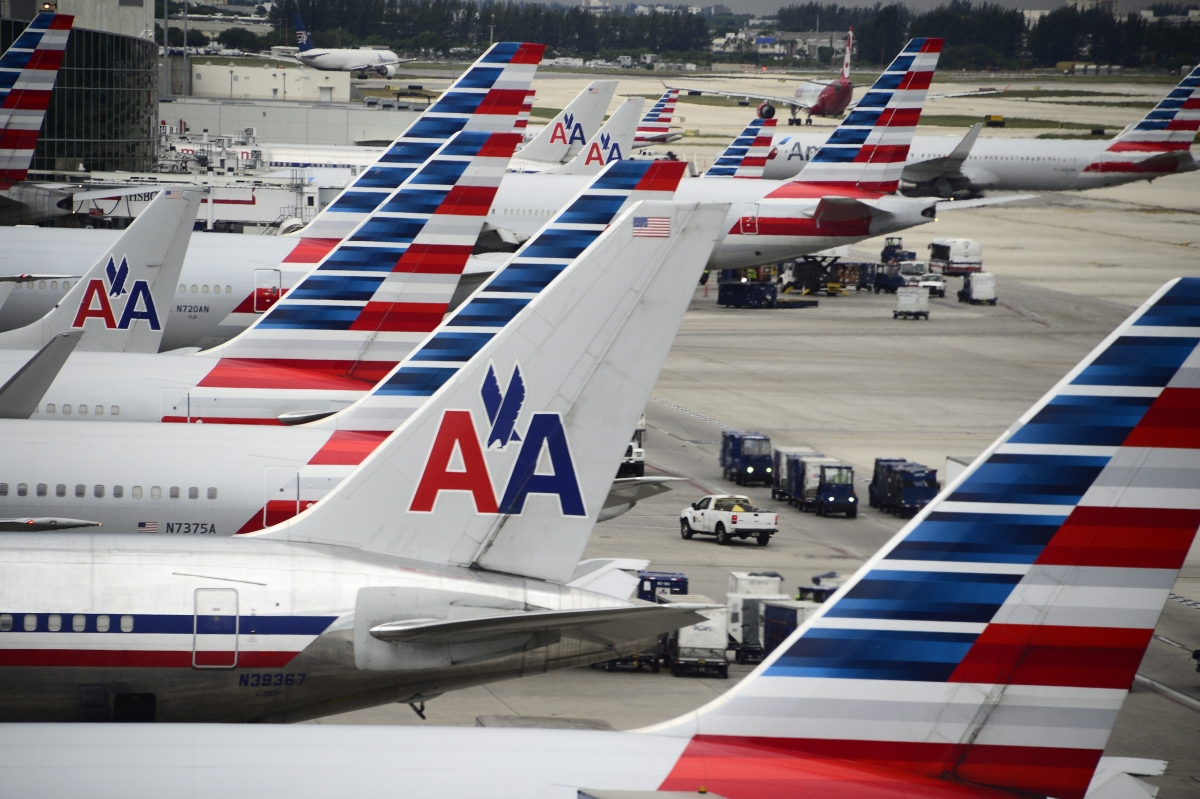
[
  {"left": 894, "top": 286, "right": 929, "bottom": 320},
  {"left": 663, "top": 594, "right": 729, "bottom": 678},
  {"left": 636, "top": 571, "right": 688, "bottom": 603},
  {"left": 763, "top": 599, "right": 822, "bottom": 654}
]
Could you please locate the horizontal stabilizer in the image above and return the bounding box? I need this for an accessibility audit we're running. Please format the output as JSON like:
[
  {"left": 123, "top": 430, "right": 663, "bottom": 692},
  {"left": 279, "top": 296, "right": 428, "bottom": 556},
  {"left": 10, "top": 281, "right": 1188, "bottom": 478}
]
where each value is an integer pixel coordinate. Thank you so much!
[
  {"left": 902, "top": 122, "right": 981, "bottom": 183},
  {"left": 0, "top": 330, "right": 80, "bottom": 418},
  {"left": 599, "top": 476, "right": 682, "bottom": 522},
  {"left": 812, "top": 196, "right": 877, "bottom": 225},
  {"left": 370, "top": 604, "right": 708, "bottom": 646},
  {"left": 936, "top": 193, "right": 1035, "bottom": 211},
  {"left": 0, "top": 516, "right": 99, "bottom": 531}
]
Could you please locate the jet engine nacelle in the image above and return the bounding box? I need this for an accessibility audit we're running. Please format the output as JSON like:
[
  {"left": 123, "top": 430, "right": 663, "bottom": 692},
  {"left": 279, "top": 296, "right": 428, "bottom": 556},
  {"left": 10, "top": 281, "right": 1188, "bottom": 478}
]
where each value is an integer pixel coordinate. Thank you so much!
[
  {"left": 375, "top": 64, "right": 397, "bottom": 78},
  {"left": 757, "top": 102, "right": 776, "bottom": 120}
]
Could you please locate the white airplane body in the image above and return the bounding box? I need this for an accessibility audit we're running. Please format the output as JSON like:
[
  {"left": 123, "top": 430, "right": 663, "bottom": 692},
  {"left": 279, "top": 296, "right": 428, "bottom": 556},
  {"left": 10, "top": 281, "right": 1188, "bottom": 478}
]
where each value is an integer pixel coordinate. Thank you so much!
[{"left": 298, "top": 47, "right": 404, "bottom": 75}]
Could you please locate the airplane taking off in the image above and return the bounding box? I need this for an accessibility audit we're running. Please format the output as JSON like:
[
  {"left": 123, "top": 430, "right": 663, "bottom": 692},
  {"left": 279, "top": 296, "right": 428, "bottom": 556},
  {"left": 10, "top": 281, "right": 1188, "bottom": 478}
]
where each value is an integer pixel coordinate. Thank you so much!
[
  {"left": 764, "top": 64, "right": 1200, "bottom": 196},
  {"left": 5, "top": 277, "right": 1198, "bottom": 798},
  {"left": 0, "top": 167, "right": 727, "bottom": 721},
  {"left": 288, "top": 13, "right": 411, "bottom": 76}
]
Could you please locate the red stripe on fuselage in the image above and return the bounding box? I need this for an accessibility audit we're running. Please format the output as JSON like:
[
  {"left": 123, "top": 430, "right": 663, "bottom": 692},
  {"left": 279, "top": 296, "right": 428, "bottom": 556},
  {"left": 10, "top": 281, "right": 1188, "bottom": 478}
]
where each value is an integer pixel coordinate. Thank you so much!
[
  {"left": 1036, "top": 505, "right": 1200, "bottom": 570},
  {"left": 729, "top": 215, "right": 873, "bottom": 238},
  {"left": 764, "top": 182, "right": 887, "bottom": 200},
  {"left": 659, "top": 735, "right": 1098, "bottom": 799},
  {"left": 948, "top": 624, "right": 1153, "bottom": 689},
  {"left": 1106, "top": 141, "right": 1194, "bottom": 153}
]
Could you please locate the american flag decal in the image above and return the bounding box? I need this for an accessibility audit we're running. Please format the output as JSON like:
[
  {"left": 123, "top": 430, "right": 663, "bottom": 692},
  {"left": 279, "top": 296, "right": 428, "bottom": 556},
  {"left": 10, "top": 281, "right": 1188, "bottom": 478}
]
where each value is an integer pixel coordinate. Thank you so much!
[
  {"left": 632, "top": 216, "right": 670, "bottom": 237},
  {"left": 137, "top": 522, "right": 158, "bottom": 533}
]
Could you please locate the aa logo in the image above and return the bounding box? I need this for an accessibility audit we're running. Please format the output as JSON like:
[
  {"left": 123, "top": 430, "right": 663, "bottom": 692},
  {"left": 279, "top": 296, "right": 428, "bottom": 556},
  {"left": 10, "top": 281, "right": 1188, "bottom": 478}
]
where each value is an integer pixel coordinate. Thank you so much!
[
  {"left": 409, "top": 362, "right": 586, "bottom": 517},
  {"left": 584, "top": 132, "right": 623, "bottom": 166},
  {"left": 72, "top": 255, "right": 161, "bottom": 331},
  {"left": 549, "top": 112, "right": 587, "bottom": 146}
]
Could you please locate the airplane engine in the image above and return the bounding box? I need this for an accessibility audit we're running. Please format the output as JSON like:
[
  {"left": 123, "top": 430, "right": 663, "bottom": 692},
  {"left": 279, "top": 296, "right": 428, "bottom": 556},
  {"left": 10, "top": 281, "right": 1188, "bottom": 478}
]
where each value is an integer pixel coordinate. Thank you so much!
[
  {"left": 375, "top": 64, "right": 397, "bottom": 78},
  {"left": 757, "top": 102, "right": 776, "bottom": 120}
]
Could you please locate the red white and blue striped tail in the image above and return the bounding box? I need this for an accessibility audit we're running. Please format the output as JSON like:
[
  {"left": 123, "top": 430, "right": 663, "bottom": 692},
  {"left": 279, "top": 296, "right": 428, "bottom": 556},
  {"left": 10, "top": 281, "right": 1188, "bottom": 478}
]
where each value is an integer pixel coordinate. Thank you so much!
[
  {"left": 704, "top": 116, "right": 778, "bottom": 178},
  {"left": 795, "top": 37, "right": 942, "bottom": 194},
  {"left": 646, "top": 277, "right": 1200, "bottom": 799},
  {"left": 1084, "top": 66, "right": 1200, "bottom": 177},
  {"left": 283, "top": 41, "right": 544, "bottom": 266},
  {"left": 0, "top": 13, "right": 72, "bottom": 184},
  {"left": 205, "top": 129, "right": 523, "bottom": 385},
  {"left": 634, "top": 88, "right": 679, "bottom": 147}
]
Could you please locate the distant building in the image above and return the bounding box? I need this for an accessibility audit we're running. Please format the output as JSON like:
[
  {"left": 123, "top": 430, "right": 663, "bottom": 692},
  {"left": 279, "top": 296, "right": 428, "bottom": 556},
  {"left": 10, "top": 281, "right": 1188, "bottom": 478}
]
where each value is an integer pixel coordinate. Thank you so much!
[
  {"left": 640, "top": 53, "right": 658, "bottom": 64},
  {"left": 191, "top": 63, "right": 350, "bottom": 103}
]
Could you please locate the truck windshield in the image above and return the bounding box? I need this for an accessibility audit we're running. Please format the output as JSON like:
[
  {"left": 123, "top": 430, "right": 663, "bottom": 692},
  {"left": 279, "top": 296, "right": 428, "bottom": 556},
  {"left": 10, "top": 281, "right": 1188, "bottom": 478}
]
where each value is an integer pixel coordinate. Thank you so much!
[
  {"left": 822, "top": 466, "right": 853, "bottom": 484},
  {"left": 930, "top": 244, "right": 950, "bottom": 261},
  {"left": 714, "top": 498, "right": 753, "bottom": 511},
  {"left": 742, "top": 439, "right": 771, "bottom": 456}
]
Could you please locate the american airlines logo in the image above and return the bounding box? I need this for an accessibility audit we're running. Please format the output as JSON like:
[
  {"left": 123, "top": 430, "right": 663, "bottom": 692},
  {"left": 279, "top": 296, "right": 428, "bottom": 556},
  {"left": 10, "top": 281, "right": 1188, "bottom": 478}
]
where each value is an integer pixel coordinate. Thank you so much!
[
  {"left": 549, "top": 113, "right": 587, "bottom": 146},
  {"left": 583, "top": 132, "right": 623, "bottom": 166},
  {"left": 72, "top": 255, "right": 161, "bottom": 331},
  {"left": 409, "top": 362, "right": 586, "bottom": 517}
]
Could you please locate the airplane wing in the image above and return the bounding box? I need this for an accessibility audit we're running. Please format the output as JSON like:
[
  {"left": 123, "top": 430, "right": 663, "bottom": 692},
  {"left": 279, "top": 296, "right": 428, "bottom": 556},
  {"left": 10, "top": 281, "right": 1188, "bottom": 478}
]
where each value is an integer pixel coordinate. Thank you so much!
[
  {"left": 935, "top": 193, "right": 1036, "bottom": 211},
  {"left": 599, "top": 476, "right": 681, "bottom": 522},
  {"left": 666, "top": 83, "right": 815, "bottom": 112},
  {"left": 342, "top": 57, "right": 417, "bottom": 71},
  {"left": 0, "top": 330, "right": 81, "bottom": 418},
  {"left": 902, "top": 122, "right": 982, "bottom": 184},
  {"left": 0, "top": 516, "right": 100, "bottom": 531},
  {"left": 927, "top": 84, "right": 1009, "bottom": 101},
  {"left": 369, "top": 604, "right": 711, "bottom": 647}
]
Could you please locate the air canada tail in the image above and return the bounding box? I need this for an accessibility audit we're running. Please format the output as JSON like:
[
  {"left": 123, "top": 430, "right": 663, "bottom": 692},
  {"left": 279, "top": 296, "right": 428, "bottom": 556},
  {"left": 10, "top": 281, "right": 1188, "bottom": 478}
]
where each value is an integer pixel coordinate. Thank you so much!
[
  {"left": 795, "top": 37, "right": 942, "bottom": 193},
  {"left": 645, "top": 278, "right": 1200, "bottom": 799},
  {"left": 547, "top": 96, "right": 644, "bottom": 175},
  {"left": 0, "top": 13, "right": 72, "bottom": 184},
  {"left": 515, "top": 80, "right": 616, "bottom": 166},
  {"left": 287, "top": 41, "right": 544, "bottom": 259},
  {"left": 292, "top": 13, "right": 312, "bottom": 52},
  {"left": 257, "top": 163, "right": 727, "bottom": 585},
  {"left": 704, "top": 115, "right": 778, "bottom": 178},
  {"left": 0, "top": 189, "right": 200, "bottom": 353}
]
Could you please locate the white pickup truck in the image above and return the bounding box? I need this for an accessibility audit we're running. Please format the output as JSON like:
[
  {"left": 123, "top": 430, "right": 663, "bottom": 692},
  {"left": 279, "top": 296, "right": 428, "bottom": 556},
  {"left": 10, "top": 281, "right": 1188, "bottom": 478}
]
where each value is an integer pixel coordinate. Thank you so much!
[{"left": 680, "top": 495, "right": 778, "bottom": 546}]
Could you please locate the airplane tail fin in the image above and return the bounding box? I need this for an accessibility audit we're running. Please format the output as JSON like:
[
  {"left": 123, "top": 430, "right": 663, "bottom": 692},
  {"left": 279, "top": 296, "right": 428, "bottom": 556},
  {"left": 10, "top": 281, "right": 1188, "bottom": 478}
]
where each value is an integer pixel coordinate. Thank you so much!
[
  {"left": 704, "top": 115, "right": 778, "bottom": 178},
  {"left": 1106, "top": 65, "right": 1198, "bottom": 154},
  {"left": 207, "top": 130, "right": 522, "bottom": 381},
  {"left": 288, "top": 41, "right": 544, "bottom": 257},
  {"left": 634, "top": 88, "right": 679, "bottom": 147},
  {"left": 548, "top": 97, "right": 644, "bottom": 175},
  {"left": 794, "top": 37, "right": 942, "bottom": 193},
  {"left": 841, "top": 27, "right": 853, "bottom": 80},
  {"left": 647, "top": 277, "right": 1200, "bottom": 799},
  {"left": 0, "top": 189, "right": 200, "bottom": 353},
  {"left": 516, "top": 80, "right": 617, "bottom": 166},
  {"left": 292, "top": 13, "right": 312, "bottom": 52},
  {"left": 255, "top": 162, "right": 726, "bottom": 586},
  {"left": 0, "top": 13, "right": 72, "bottom": 184}
]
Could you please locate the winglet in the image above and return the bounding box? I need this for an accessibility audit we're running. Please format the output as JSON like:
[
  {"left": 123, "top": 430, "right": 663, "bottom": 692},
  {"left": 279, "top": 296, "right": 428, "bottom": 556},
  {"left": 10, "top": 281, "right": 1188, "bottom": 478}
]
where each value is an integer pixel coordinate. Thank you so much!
[{"left": 0, "top": 329, "right": 81, "bottom": 418}]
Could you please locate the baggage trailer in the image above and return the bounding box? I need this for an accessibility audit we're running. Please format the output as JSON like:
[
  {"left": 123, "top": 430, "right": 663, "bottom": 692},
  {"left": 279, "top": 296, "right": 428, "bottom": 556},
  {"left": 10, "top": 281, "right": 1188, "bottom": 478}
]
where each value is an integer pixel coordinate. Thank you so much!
[
  {"left": 957, "top": 272, "right": 997, "bottom": 305},
  {"left": 763, "top": 599, "right": 822, "bottom": 654},
  {"left": 771, "top": 446, "right": 818, "bottom": 501},
  {"left": 894, "top": 286, "right": 929, "bottom": 320},
  {"left": 663, "top": 595, "right": 729, "bottom": 678},
  {"left": 728, "top": 592, "right": 789, "bottom": 664},
  {"left": 720, "top": 431, "right": 773, "bottom": 486},
  {"left": 789, "top": 456, "right": 856, "bottom": 516},
  {"left": 636, "top": 570, "right": 688, "bottom": 603},
  {"left": 870, "top": 458, "right": 940, "bottom": 517}
]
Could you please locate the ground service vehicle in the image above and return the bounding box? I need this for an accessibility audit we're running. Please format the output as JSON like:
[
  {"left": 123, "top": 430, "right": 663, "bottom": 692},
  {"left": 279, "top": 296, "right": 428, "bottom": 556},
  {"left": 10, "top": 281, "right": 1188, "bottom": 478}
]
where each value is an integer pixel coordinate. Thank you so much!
[
  {"left": 680, "top": 495, "right": 778, "bottom": 546},
  {"left": 720, "top": 431, "right": 773, "bottom": 485},
  {"left": 918, "top": 272, "right": 947, "bottom": 297},
  {"left": 811, "top": 463, "right": 859, "bottom": 518},
  {"left": 664, "top": 596, "right": 729, "bottom": 678},
  {"left": 771, "top": 446, "right": 818, "bottom": 501},
  {"left": 871, "top": 459, "right": 940, "bottom": 516},
  {"left": 788, "top": 456, "right": 850, "bottom": 512},
  {"left": 637, "top": 571, "right": 688, "bottom": 603},
  {"left": 929, "top": 237, "right": 982, "bottom": 276},
  {"left": 894, "top": 286, "right": 930, "bottom": 320},
  {"left": 617, "top": 415, "right": 647, "bottom": 477},
  {"left": 880, "top": 236, "right": 916, "bottom": 264},
  {"left": 958, "top": 272, "right": 997, "bottom": 305}
]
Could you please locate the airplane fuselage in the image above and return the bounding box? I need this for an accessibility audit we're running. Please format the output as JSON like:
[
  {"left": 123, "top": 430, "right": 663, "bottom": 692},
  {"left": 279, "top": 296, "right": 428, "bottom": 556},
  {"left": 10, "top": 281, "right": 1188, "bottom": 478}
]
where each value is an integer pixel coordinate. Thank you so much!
[
  {"left": 0, "top": 532, "right": 632, "bottom": 722},
  {"left": 298, "top": 48, "right": 400, "bottom": 74}
]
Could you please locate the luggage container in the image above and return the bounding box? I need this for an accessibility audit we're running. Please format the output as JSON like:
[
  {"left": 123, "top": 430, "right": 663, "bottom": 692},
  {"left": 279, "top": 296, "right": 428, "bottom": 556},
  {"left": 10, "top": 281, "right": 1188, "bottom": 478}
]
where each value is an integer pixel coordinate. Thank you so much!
[
  {"left": 717, "top": 281, "right": 777, "bottom": 308},
  {"left": 868, "top": 458, "right": 907, "bottom": 508},
  {"left": 763, "top": 599, "right": 822, "bottom": 654},
  {"left": 789, "top": 456, "right": 847, "bottom": 511},
  {"left": 957, "top": 272, "right": 997, "bottom": 305},
  {"left": 662, "top": 594, "right": 729, "bottom": 678},
  {"left": 893, "top": 286, "right": 929, "bottom": 320},
  {"left": 771, "top": 446, "right": 818, "bottom": 501},
  {"left": 874, "top": 461, "right": 940, "bottom": 517},
  {"left": 729, "top": 571, "right": 784, "bottom": 597},
  {"left": 720, "top": 431, "right": 773, "bottom": 486},
  {"left": 728, "top": 592, "right": 790, "bottom": 663},
  {"left": 636, "top": 571, "right": 688, "bottom": 603}
]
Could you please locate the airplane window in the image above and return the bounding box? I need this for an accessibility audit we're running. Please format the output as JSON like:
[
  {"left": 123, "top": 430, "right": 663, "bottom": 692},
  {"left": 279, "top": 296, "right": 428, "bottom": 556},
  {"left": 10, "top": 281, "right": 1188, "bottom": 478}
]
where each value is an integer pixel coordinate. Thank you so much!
[
  {"left": 0, "top": 614, "right": 9, "bottom": 631},
  {"left": 0, "top": 483, "right": 6, "bottom": 496},
  {"left": 62, "top": 281, "right": 69, "bottom": 290},
  {"left": 191, "top": 285, "right": 198, "bottom": 293},
  {"left": 23, "top": 614, "right": 36, "bottom": 631},
  {"left": 96, "top": 615, "right": 110, "bottom": 632},
  {"left": 188, "top": 487, "right": 199, "bottom": 500},
  {"left": 132, "top": 486, "right": 142, "bottom": 499},
  {"left": 120, "top": 615, "right": 134, "bottom": 633},
  {"left": 62, "top": 404, "right": 71, "bottom": 415},
  {"left": 56, "top": 484, "right": 65, "bottom": 497},
  {"left": 170, "top": 486, "right": 180, "bottom": 499},
  {"left": 151, "top": 486, "right": 161, "bottom": 499},
  {"left": 94, "top": 485, "right": 104, "bottom": 498},
  {"left": 38, "top": 281, "right": 45, "bottom": 289},
  {"left": 207, "top": 487, "right": 217, "bottom": 500},
  {"left": 111, "top": 406, "right": 119, "bottom": 416},
  {"left": 17, "top": 483, "right": 26, "bottom": 496},
  {"left": 95, "top": 406, "right": 103, "bottom": 416},
  {"left": 45, "top": 404, "right": 54, "bottom": 414},
  {"left": 72, "top": 615, "right": 85, "bottom": 632},
  {"left": 75, "top": 484, "right": 84, "bottom": 498},
  {"left": 79, "top": 405, "right": 87, "bottom": 416},
  {"left": 113, "top": 486, "right": 123, "bottom": 498},
  {"left": 202, "top": 285, "right": 209, "bottom": 294},
  {"left": 179, "top": 284, "right": 185, "bottom": 293},
  {"left": 36, "top": 484, "right": 46, "bottom": 497},
  {"left": 50, "top": 281, "right": 57, "bottom": 290},
  {"left": 48, "top": 614, "right": 61, "bottom": 632}
]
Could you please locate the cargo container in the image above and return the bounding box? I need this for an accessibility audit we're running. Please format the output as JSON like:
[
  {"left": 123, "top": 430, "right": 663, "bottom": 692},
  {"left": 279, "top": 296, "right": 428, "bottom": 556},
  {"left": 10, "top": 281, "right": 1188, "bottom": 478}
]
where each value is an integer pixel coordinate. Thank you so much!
[
  {"left": 763, "top": 599, "right": 823, "bottom": 654},
  {"left": 728, "top": 592, "right": 790, "bottom": 663},
  {"left": 788, "top": 455, "right": 851, "bottom": 512},
  {"left": 894, "top": 286, "right": 929, "bottom": 320},
  {"left": 871, "top": 459, "right": 939, "bottom": 517},
  {"left": 957, "top": 271, "right": 997, "bottom": 305},
  {"left": 636, "top": 571, "right": 688, "bottom": 603},
  {"left": 729, "top": 571, "right": 784, "bottom": 597},
  {"left": 771, "top": 446, "right": 818, "bottom": 501},
  {"left": 663, "top": 594, "right": 729, "bottom": 678}
]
